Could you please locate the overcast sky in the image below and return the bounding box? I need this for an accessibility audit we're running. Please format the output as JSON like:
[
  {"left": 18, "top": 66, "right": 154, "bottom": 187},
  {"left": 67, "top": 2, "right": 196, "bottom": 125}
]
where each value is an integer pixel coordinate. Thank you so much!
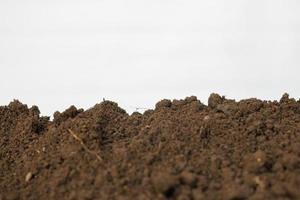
[{"left": 0, "top": 0, "right": 299, "bottom": 116}]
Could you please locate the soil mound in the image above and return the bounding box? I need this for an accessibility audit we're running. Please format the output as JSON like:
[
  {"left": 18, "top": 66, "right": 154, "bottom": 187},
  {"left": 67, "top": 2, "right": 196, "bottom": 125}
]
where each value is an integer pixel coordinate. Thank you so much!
[{"left": 1, "top": 94, "right": 300, "bottom": 200}]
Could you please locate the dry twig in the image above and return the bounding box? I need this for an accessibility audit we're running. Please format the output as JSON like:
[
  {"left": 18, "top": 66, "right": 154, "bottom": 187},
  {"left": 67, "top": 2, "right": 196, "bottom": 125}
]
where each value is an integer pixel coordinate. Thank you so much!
[{"left": 67, "top": 129, "right": 102, "bottom": 162}]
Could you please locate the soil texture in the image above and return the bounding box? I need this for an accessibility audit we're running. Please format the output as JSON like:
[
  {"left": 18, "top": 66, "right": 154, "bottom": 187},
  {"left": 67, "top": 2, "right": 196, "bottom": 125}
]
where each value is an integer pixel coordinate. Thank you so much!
[{"left": 1, "top": 93, "right": 300, "bottom": 200}]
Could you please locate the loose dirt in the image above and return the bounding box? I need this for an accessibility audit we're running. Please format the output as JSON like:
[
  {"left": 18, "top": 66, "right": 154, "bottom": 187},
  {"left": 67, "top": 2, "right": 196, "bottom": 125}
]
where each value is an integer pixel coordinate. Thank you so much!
[{"left": 1, "top": 94, "right": 300, "bottom": 200}]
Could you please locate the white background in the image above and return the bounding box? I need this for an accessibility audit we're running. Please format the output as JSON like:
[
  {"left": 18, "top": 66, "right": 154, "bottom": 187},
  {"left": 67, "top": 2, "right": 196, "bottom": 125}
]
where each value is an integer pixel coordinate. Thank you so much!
[{"left": 1, "top": 0, "right": 299, "bottom": 116}]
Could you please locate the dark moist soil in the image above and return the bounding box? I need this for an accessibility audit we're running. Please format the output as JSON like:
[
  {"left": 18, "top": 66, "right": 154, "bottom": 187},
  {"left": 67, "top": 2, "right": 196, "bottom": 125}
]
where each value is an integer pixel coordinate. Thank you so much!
[{"left": 1, "top": 94, "right": 300, "bottom": 200}]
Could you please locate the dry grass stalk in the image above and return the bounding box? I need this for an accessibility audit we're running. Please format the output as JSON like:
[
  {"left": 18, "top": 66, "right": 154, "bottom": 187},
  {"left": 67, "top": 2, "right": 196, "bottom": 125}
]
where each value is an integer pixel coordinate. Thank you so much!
[{"left": 67, "top": 129, "right": 102, "bottom": 162}]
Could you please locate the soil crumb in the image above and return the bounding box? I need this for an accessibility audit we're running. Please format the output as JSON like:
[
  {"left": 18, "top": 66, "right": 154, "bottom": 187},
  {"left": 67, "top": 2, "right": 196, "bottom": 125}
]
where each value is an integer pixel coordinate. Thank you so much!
[{"left": 1, "top": 94, "right": 300, "bottom": 200}]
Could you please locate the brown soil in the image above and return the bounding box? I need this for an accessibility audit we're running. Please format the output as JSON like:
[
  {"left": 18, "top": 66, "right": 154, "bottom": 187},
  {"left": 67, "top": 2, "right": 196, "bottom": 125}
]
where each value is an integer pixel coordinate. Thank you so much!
[{"left": 1, "top": 94, "right": 300, "bottom": 200}]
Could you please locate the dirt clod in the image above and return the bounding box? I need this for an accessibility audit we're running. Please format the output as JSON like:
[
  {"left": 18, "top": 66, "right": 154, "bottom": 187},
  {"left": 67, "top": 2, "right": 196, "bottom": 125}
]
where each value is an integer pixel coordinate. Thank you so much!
[
  {"left": 208, "top": 93, "right": 224, "bottom": 108},
  {"left": 151, "top": 172, "right": 179, "bottom": 196}
]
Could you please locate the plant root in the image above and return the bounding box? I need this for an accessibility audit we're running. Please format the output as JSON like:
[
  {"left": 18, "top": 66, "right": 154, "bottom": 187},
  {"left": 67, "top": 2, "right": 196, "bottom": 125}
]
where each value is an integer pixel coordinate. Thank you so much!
[{"left": 67, "top": 129, "right": 102, "bottom": 162}]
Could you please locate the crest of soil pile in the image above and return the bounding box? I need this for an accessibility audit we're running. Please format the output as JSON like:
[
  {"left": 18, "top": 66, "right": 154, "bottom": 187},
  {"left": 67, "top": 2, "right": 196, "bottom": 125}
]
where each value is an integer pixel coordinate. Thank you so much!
[{"left": 1, "top": 94, "right": 300, "bottom": 200}]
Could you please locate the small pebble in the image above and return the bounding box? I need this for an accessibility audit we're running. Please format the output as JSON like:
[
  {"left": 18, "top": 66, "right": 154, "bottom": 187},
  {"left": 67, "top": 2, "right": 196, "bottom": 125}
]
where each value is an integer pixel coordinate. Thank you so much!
[
  {"left": 203, "top": 116, "right": 210, "bottom": 121},
  {"left": 25, "top": 172, "right": 33, "bottom": 182}
]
